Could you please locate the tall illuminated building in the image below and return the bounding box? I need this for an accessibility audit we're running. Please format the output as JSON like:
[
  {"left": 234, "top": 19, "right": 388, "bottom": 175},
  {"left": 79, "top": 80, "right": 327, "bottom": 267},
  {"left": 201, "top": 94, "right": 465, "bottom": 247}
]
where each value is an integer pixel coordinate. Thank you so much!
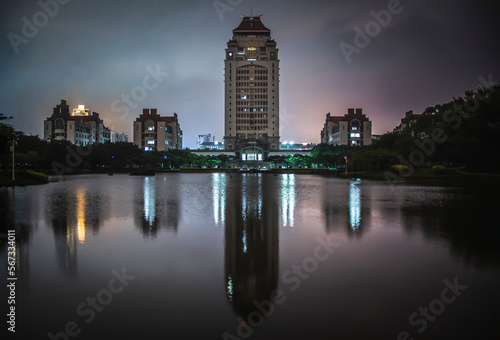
[{"left": 224, "top": 15, "right": 280, "bottom": 157}]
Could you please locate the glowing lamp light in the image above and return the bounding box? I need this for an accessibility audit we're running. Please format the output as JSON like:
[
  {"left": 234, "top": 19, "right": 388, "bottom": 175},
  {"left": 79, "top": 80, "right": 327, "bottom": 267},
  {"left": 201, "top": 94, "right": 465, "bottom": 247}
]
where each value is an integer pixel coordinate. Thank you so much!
[{"left": 78, "top": 105, "right": 85, "bottom": 110}]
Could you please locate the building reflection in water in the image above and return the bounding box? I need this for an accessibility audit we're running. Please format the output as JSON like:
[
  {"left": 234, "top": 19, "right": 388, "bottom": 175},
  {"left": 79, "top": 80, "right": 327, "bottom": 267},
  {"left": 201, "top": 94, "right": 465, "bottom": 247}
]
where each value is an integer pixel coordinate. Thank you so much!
[
  {"left": 0, "top": 188, "right": 31, "bottom": 284},
  {"left": 225, "top": 174, "right": 279, "bottom": 321},
  {"left": 49, "top": 189, "right": 78, "bottom": 278},
  {"left": 76, "top": 188, "right": 86, "bottom": 244},
  {"left": 349, "top": 179, "right": 361, "bottom": 231},
  {"left": 144, "top": 177, "right": 157, "bottom": 230},
  {"left": 212, "top": 173, "right": 227, "bottom": 227},
  {"left": 280, "top": 174, "right": 295, "bottom": 227},
  {"left": 323, "top": 179, "right": 365, "bottom": 237},
  {"left": 162, "top": 176, "right": 180, "bottom": 233},
  {"left": 46, "top": 185, "right": 110, "bottom": 277},
  {"left": 134, "top": 176, "right": 180, "bottom": 237}
]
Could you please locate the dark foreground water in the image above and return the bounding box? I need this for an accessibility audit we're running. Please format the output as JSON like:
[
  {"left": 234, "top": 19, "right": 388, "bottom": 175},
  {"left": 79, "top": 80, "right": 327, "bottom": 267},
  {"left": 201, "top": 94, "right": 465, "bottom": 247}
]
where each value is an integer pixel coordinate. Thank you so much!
[{"left": 1, "top": 174, "right": 500, "bottom": 339}]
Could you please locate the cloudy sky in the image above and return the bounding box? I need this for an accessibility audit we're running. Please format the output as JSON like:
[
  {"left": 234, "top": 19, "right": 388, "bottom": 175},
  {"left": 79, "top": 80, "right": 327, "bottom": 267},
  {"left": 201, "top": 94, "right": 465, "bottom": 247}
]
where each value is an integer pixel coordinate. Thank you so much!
[{"left": 1, "top": 0, "right": 499, "bottom": 148}]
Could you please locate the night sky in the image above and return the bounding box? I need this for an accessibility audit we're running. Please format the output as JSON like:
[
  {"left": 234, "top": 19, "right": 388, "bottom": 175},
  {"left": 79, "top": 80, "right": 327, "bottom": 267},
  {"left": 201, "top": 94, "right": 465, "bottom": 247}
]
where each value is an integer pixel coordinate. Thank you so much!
[{"left": 1, "top": 0, "right": 499, "bottom": 148}]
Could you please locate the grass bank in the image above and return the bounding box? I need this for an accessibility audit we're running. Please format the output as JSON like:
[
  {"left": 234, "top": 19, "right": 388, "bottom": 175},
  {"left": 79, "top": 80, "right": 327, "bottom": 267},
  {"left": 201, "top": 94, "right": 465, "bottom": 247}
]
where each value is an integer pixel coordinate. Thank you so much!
[{"left": 0, "top": 170, "right": 49, "bottom": 187}]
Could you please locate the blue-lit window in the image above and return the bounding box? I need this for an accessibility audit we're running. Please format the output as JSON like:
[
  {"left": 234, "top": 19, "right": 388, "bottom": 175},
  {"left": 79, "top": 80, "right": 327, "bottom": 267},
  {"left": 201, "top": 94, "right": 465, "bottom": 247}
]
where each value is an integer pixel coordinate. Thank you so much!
[{"left": 147, "top": 140, "right": 155, "bottom": 145}]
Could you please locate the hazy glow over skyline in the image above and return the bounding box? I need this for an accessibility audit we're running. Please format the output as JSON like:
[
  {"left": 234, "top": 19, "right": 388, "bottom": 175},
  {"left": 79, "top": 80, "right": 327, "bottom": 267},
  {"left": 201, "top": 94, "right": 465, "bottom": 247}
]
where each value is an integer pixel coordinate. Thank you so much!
[{"left": 1, "top": 0, "right": 499, "bottom": 148}]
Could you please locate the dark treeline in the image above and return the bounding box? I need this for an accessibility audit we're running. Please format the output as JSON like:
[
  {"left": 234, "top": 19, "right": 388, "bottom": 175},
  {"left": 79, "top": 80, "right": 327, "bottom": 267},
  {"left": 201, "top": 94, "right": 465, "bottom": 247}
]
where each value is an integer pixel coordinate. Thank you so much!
[
  {"left": 312, "top": 82, "right": 500, "bottom": 173},
  {"left": 1, "top": 83, "right": 499, "bottom": 174},
  {"left": 0, "top": 128, "right": 235, "bottom": 172}
]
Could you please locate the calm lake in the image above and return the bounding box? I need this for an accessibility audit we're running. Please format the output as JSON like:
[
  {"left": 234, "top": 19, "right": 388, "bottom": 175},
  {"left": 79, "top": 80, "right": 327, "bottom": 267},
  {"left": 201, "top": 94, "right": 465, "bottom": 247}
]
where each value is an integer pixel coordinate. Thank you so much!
[{"left": 1, "top": 174, "right": 500, "bottom": 339}]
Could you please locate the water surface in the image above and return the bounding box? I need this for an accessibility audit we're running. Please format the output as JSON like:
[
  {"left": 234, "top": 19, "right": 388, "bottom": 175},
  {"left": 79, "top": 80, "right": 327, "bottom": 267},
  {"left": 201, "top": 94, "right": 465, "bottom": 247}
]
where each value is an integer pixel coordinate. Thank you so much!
[{"left": 1, "top": 174, "right": 499, "bottom": 339}]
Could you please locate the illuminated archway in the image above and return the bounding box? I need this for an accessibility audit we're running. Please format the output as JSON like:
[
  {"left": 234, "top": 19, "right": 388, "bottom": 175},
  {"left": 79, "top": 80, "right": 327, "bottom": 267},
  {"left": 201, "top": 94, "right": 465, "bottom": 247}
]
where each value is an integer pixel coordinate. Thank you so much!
[{"left": 240, "top": 146, "right": 264, "bottom": 162}]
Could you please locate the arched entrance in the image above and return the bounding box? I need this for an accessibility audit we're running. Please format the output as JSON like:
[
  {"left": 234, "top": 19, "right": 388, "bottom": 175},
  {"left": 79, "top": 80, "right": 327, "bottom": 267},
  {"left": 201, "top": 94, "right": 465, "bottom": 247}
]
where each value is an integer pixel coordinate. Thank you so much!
[{"left": 240, "top": 146, "right": 264, "bottom": 162}]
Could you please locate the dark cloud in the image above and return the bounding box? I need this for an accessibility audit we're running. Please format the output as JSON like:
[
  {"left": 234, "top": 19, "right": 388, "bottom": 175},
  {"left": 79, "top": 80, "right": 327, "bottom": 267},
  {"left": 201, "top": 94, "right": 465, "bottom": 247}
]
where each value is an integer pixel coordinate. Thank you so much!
[{"left": 1, "top": 0, "right": 499, "bottom": 146}]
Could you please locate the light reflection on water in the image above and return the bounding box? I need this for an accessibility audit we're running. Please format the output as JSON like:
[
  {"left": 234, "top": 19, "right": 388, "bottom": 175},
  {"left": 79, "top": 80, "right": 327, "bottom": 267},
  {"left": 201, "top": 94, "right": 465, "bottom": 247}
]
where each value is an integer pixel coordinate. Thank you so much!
[
  {"left": 280, "top": 174, "right": 295, "bottom": 227},
  {"left": 143, "top": 176, "right": 156, "bottom": 228},
  {"left": 76, "top": 187, "right": 86, "bottom": 244},
  {"left": 212, "top": 173, "right": 226, "bottom": 227},
  {"left": 0, "top": 174, "right": 499, "bottom": 339},
  {"left": 349, "top": 179, "right": 361, "bottom": 231}
]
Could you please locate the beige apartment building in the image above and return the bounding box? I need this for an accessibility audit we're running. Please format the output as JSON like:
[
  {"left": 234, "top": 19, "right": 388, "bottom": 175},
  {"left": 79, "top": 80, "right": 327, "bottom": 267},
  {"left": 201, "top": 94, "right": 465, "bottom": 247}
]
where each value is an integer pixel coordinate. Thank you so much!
[
  {"left": 133, "top": 109, "right": 182, "bottom": 151},
  {"left": 321, "top": 108, "right": 372, "bottom": 146}
]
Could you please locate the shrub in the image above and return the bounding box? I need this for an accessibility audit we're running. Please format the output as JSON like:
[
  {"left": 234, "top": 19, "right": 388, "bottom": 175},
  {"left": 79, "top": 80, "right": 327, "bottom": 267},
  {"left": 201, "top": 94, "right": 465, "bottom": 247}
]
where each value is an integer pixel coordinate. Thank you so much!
[
  {"left": 432, "top": 165, "right": 446, "bottom": 174},
  {"left": 24, "top": 170, "right": 49, "bottom": 183},
  {"left": 391, "top": 164, "right": 409, "bottom": 173}
]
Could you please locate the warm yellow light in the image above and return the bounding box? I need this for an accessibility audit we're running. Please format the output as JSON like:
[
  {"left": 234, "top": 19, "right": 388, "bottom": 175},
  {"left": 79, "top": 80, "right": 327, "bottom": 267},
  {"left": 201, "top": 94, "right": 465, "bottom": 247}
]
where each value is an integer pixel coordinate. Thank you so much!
[
  {"left": 78, "top": 105, "right": 85, "bottom": 110},
  {"left": 76, "top": 188, "right": 86, "bottom": 244}
]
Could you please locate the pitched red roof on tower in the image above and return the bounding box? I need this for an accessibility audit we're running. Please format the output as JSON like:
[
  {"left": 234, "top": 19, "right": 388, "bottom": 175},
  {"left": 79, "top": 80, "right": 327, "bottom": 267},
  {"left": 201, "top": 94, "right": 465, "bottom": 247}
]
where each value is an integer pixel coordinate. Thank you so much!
[{"left": 233, "top": 16, "right": 270, "bottom": 33}]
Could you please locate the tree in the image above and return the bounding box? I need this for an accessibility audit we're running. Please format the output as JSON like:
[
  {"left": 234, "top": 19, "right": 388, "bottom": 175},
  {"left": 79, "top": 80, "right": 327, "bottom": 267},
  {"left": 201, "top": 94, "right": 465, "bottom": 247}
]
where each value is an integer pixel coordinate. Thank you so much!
[
  {"left": 265, "top": 155, "right": 287, "bottom": 169},
  {"left": 0, "top": 123, "right": 15, "bottom": 172}
]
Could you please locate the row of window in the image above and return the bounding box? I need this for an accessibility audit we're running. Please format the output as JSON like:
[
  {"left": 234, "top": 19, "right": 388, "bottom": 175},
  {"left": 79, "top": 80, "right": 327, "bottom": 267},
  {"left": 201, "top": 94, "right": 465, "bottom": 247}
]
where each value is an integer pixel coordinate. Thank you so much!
[
  {"left": 75, "top": 125, "right": 89, "bottom": 132},
  {"left": 236, "top": 119, "right": 268, "bottom": 125},
  {"left": 237, "top": 99, "right": 269, "bottom": 107},
  {"left": 236, "top": 82, "right": 269, "bottom": 87},
  {"left": 143, "top": 139, "right": 171, "bottom": 145},
  {"left": 234, "top": 46, "right": 266, "bottom": 53},
  {"left": 75, "top": 132, "right": 89, "bottom": 139},
  {"left": 235, "top": 76, "right": 268, "bottom": 81},
  {"left": 236, "top": 133, "right": 270, "bottom": 139},
  {"left": 236, "top": 126, "right": 269, "bottom": 131},
  {"left": 238, "top": 94, "right": 268, "bottom": 99},
  {"left": 237, "top": 99, "right": 268, "bottom": 105},
  {"left": 236, "top": 66, "right": 268, "bottom": 74},
  {"left": 228, "top": 63, "right": 276, "bottom": 72},
  {"left": 236, "top": 113, "right": 268, "bottom": 118},
  {"left": 236, "top": 88, "right": 268, "bottom": 94}
]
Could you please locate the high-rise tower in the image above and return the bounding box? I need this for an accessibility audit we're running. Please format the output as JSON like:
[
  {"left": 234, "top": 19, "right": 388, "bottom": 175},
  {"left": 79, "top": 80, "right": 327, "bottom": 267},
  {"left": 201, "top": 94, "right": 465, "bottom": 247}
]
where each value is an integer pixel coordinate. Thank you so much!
[{"left": 224, "top": 15, "right": 280, "bottom": 154}]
